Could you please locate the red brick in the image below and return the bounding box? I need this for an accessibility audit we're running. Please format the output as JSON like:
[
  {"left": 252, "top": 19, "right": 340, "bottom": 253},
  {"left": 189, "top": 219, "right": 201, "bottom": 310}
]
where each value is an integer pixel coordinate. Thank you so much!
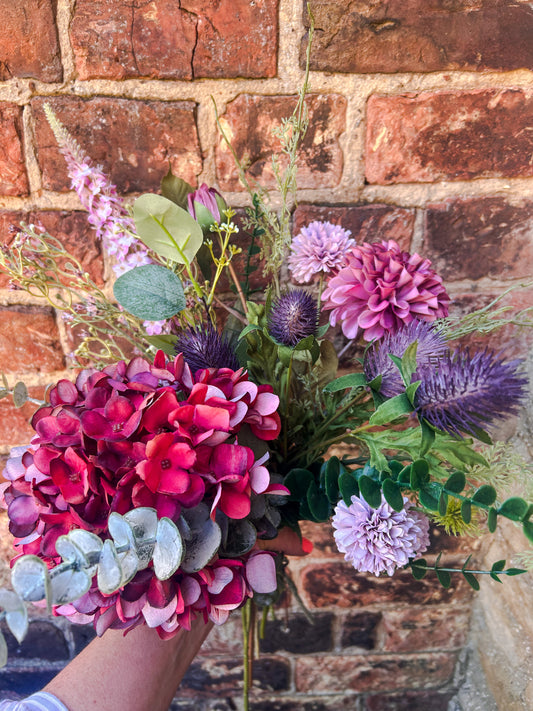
[
  {"left": 423, "top": 198, "right": 533, "bottom": 282},
  {"left": 293, "top": 205, "right": 414, "bottom": 252},
  {"left": 0, "top": 211, "right": 104, "bottom": 289},
  {"left": 364, "top": 690, "right": 454, "bottom": 711},
  {"left": 300, "top": 520, "right": 344, "bottom": 559},
  {"left": 181, "top": 655, "right": 290, "bottom": 696},
  {"left": 216, "top": 94, "right": 346, "bottom": 191},
  {"left": 300, "top": 561, "right": 473, "bottom": 609},
  {"left": 251, "top": 697, "right": 358, "bottom": 711},
  {"left": 0, "top": 105, "right": 28, "bottom": 197},
  {"left": 0, "top": 1, "right": 62, "bottom": 82},
  {"left": 70, "top": 0, "right": 277, "bottom": 80},
  {"left": 32, "top": 97, "right": 202, "bottom": 194},
  {"left": 0, "top": 386, "right": 45, "bottom": 448},
  {"left": 295, "top": 652, "right": 456, "bottom": 693},
  {"left": 366, "top": 89, "right": 533, "bottom": 184},
  {"left": 303, "top": 1, "right": 533, "bottom": 74},
  {"left": 381, "top": 606, "right": 470, "bottom": 653},
  {"left": 0, "top": 306, "right": 64, "bottom": 374}
]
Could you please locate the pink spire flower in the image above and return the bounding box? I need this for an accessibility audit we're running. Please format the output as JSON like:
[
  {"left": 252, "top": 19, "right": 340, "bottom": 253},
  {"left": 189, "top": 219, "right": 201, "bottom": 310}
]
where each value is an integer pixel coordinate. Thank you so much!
[
  {"left": 321, "top": 240, "right": 450, "bottom": 341},
  {"left": 288, "top": 221, "right": 355, "bottom": 283},
  {"left": 332, "top": 494, "right": 430, "bottom": 576}
]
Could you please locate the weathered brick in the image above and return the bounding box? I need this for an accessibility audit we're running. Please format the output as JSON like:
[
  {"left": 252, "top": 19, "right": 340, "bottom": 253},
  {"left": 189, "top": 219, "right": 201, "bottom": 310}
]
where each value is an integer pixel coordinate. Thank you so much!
[
  {"left": 303, "top": 1, "right": 533, "bottom": 74},
  {"left": 70, "top": 0, "right": 277, "bottom": 80},
  {"left": 366, "top": 89, "right": 533, "bottom": 184},
  {"left": 216, "top": 94, "right": 346, "bottom": 191},
  {"left": 1, "top": 620, "right": 69, "bottom": 661},
  {"left": 198, "top": 615, "right": 243, "bottom": 656},
  {"left": 250, "top": 697, "right": 359, "bottom": 711},
  {"left": 300, "top": 562, "right": 472, "bottom": 609},
  {"left": 259, "top": 612, "right": 334, "bottom": 654},
  {"left": 0, "top": 386, "right": 45, "bottom": 448},
  {"left": 181, "top": 656, "right": 290, "bottom": 697},
  {"left": 0, "top": 306, "right": 64, "bottom": 374},
  {"left": 423, "top": 198, "right": 533, "bottom": 282},
  {"left": 364, "top": 690, "right": 455, "bottom": 711},
  {"left": 295, "top": 652, "right": 457, "bottom": 693},
  {"left": 299, "top": 520, "right": 345, "bottom": 559},
  {"left": 340, "top": 611, "right": 381, "bottom": 651},
  {"left": 0, "top": 0, "right": 62, "bottom": 82},
  {"left": 292, "top": 205, "right": 414, "bottom": 253},
  {"left": 0, "top": 105, "right": 28, "bottom": 197},
  {"left": 381, "top": 606, "right": 470, "bottom": 653},
  {"left": 32, "top": 97, "right": 202, "bottom": 194},
  {"left": 0, "top": 211, "right": 104, "bottom": 288}
]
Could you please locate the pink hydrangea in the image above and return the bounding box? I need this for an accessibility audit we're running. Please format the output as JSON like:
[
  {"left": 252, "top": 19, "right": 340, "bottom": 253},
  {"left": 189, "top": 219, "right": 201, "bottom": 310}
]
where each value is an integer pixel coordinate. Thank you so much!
[
  {"left": 332, "top": 494, "right": 430, "bottom": 577},
  {"left": 321, "top": 240, "right": 450, "bottom": 341},
  {"left": 288, "top": 221, "right": 355, "bottom": 283}
]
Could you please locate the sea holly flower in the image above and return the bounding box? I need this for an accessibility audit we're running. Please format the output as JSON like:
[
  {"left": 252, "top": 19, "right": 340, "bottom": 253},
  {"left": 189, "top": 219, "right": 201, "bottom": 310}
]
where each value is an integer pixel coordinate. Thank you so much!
[
  {"left": 267, "top": 289, "right": 318, "bottom": 346},
  {"left": 187, "top": 183, "right": 228, "bottom": 232},
  {"left": 332, "top": 494, "right": 430, "bottom": 576},
  {"left": 321, "top": 240, "right": 450, "bottom": 341},
  {"left": 363, "top": 320, "right": 449, "bottom": 397},
  {"left": 414, "top": 348, "right": 528, "bottom": 438},
  {"left": 288, "top": 220, "right": 355, "bottom": 283},
  {"left": 175, "top": 324, "right": 240, "bottom": 372}
]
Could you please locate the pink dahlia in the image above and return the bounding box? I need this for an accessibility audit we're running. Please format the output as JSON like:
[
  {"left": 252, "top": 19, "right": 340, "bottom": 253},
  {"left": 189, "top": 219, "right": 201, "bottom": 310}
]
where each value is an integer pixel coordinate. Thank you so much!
[
  {"left": 288, "top": 221, "right": 355, "bottom": 283},
  {"left": 321, "top": 240, "right": 450, "bottom": 341},
  {"left": 332, "top": 494, "right": 430, "bottom": 576}
]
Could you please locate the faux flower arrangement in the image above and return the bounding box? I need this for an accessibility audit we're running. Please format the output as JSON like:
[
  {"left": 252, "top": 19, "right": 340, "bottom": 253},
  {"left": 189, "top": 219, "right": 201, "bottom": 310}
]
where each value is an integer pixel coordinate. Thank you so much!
[{"left": 0, "top": 54, "right": 533, "bottom": 706}]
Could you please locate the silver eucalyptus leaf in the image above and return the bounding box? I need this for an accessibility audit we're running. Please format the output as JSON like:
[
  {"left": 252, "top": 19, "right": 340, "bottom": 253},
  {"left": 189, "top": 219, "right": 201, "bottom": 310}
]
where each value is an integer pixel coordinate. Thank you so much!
[
  {"left": 0, "top": 631, "right": 7, "bottom": 669},
  {"left": 49, "top": 567, "right": 92, "bottom": 605},
  {"left": 180, "top": 517, "right": 222, "bottom": 574},
  {"left": 11, "top": 555, "right": 49, "bottom": 602},
  {"left": 153, "top": 518, "right": 183, "bottom": 581},
  {"left": 97, "top": 540, "right": 123, "bottom": 595},
  {"left": 55, "top": 536, "right": 88, "bottom": 567},
  {"left": 0, "top": 590, "right": 28, "bottom": 644},
  {"left": 123, "top": 508, "right": 158, "bottom": 570},
  {"left": 67, "top": 529, "right": 103, "bottom": 575}
]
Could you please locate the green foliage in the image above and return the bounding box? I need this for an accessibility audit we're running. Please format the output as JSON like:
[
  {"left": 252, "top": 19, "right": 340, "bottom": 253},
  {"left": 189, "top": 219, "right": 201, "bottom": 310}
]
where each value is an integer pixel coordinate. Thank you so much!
[
  {"left": 160, "top": 168, "right": 194, "bottom": 210},
  {"left": 113, "top": 264, "right": 186, "bottom": 320}
]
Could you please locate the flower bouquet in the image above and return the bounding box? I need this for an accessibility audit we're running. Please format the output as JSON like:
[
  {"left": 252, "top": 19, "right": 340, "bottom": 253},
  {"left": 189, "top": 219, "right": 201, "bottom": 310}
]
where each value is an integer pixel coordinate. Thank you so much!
[{"left": 0, "top": 61, "right": 533, "bottom": 707}]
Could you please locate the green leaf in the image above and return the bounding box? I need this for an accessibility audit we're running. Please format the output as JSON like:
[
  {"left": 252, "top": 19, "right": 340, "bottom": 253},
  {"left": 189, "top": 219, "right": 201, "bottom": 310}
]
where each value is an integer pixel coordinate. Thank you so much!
[
  {"left": 307, "top": 481, "right": 331, "bottom": 522},
  {"left": 294, "top": 335, "right": 316, "bottom": 351},
  {"left": 445, "top": 471, "right": 466, "bottom": 494},
  {"left": 411, "top": 559, "right": 428, "bottom": 580},
  {"left": 462, "top": 571, "right": 480, "bottom": 591},
  {"left": 419, "top": 420, "right": 436, "bottom": 456},
  {"left": 133, "top": 193, "right": 203, "bottom": 263},
  {"left": 419, "top": 483, "right": 441, "bottom": 511},
  {"left": 195, "top": 242, "right": 214, "bottom": 281},
  {"left": 498, "top": 497, "right": 529, "bottom": 522},
  {"left": 505, "top": 568, "right": 527, "bottom": 576},
  {"left": 435, "top": 568, "right": 452, "bottom": 588},
  {"left": 358, "top": 475, "right": 382, "bottom": 509},
  {"left": 400, "top": 341, "right": 418, "bottom": 385},
  {"left": 323, "top": 458, "right": 341, "bottom": 503},
  {"left": 323, "top": 372, "right": 367, "bottom": 394},
  {"left": 382, "top": 478, "right": 404, "bottom": 512},
  {"left": 316, "top": 323, "right": 329, "bottom": 338},
  {"left": 491, "top": 559, "right": 506, "bottom": 573},
  {"left": 522, "top": 520, "right": 533, "bottom": 544},
  {"left": 339, "top": 471, "right": 360, "bottom": 505},
  {"left": 284, "top": 468, "right": 314, "bottom": 502},
  {"left": 434, "top": 439, "right": 488, "bottom": 469},
  {"left": 113, "top": 264, "right": 186, "bottom": 320},
  {"left": 461, "top": 500, "right": 472, "bottom": 524},
  {"left": 160, "top": 168, "right": 194, "bottom": 209},
  {"left": 410, "top": 459, "right": 430, "bottom": 490},
  {"left": 145, "top": 334, "right": 178, "bottom": 356},
  {"left": 472, "top": 485, "right": 497, "bottom": 506},
  {"left": 487, "top": 507, "right": 498, "bottom": 533},
  {"left": 369, "top": 393, "right": 413, "bottom": 426},
  {"left": 438, "top": 491, "right": 448, "bottom": 516},
  {"left": 405, "top": 380, "right": 421, "bottom": 405},
  {"left": 12, "top": 382, "right": 28, "bottom": 409}
]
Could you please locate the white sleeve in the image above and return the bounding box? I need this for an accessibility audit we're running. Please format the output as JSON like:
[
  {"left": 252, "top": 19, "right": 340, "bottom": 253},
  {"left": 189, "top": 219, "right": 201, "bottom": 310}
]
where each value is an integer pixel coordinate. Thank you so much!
[{"left": 0, "top": 692, "right": 69, "bottom": 711}]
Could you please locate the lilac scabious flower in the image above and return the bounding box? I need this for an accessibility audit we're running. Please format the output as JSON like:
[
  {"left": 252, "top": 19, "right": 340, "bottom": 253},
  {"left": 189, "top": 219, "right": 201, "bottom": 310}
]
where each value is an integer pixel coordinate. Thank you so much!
[
  {"left": 267, "top": 289, "right": 318, "bottom": 346},
  {"left": 364, "top": 320, "right": 448, "bottom": 397},
  {"left": 288, "top": 221, "right": 355, "bottom": 283},
  {"left": 332, "top": 494, "right": 430, "bottom": 576},
  {"left": 321, "top": 240, "right": 450, "bottom": 341},
  {"left": 415, "top": 348, "right": 528, "bottom": 438},
  {"left": 175, "top": 324, "right": 240, "bottom": 373},
  {"left": 43, "top": 104, "right": 149, "bottom": 275}
]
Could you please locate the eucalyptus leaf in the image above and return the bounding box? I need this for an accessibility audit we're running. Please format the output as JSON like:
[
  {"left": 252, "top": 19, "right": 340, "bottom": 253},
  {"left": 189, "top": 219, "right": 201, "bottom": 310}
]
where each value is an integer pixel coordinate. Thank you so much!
[
  {"left": 12, "top": 382, "right": 28, "bottom": 409},
  {"left": 498, "top": 497, "right": 529, "bottom": 522},
  {"left": 114, "top": 264, "right": 186, "bottom": 320},
  {"left": 462, "top": 571, "right": 480, "bottom": 590},
  {"left": 438, "top": 491, "right": 448, "bottom": 516},
  {"left": 123, "top": 508, "right": 158, "bottom": 570},
  {"left": 49, "top": 567, "right": 92, "bottom": 605},
  {"left": 0, "top": 632, "right": 6, "bottom": 669},
  {"left": 419, "top": 483, "right": 441, "bottom": 511},
  {"left": 410, "top": 559, "right": 427, "bottom": 580},
  {"left": 435, "top": 568, "right": 451, "bottom": 588},
  {"left": 487, "top": 507, "right": 498, "bottom": 533},
  {"left": 97, "top": 540, "right": 123, "bottom": 595},
  {"left": 444, "top": 471, "right": 466, "bottom": 494},
  {"left": 180, "top": 516, "right": 221, "bottom": 574},
  {"left": 339, "top": 471, "right": 360, "bottom": 506},
  {"left": 382, "top": 478, "right": 404, "bottom": 512},
  {"left": 284, "top": 468, "right": 314, "bottom": 501},
  {"left": 461, "top": 500, "right": 472, "bottom": 524},
  {"left": 306, "top": 481, "right": 331, "bottom": 522},
  {"left": 472, "top": 485, "right": 497, "bottom": 506},
  {"left": 68, "top": 529, "right": 103, "bottom": 577},
  {"left": 358, "top": 475, "right": 382, "bottom": 509},
  {"left": 55, "top": 536, "right": 89, "bottom": 568},
  {"left": 153, "top": 517, "right": 183, "bottom": 580},
  {"left": 523, "top": 520, "right": 533, "bottom": 544},
  {"left": 0, "top": 590, "right": 28, "bottom": 644},
  {"left": 11, "top": 555, "right": 49, "bottom": 602},
  {"left": 133, "top": 193, "right": 203, "bottom": 263}
]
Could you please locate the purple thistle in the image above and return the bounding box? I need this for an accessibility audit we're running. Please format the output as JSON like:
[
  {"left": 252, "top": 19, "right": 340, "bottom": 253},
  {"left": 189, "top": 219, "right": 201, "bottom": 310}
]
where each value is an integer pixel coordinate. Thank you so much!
[
  {"left": 267, "top": 289, "right": 318, "bottom": 347},
  {"left": 415, "top": 348, "right": 528, "bottom": 438},
  {"left": 175, "top": 324, "right": 240, "bottom": 373},
  {"left": 288, "top": 220, "right": 355, "bottom": 283},
  {"left": 332, "top": 494, "right": 430, "bottom": 576},
  {"left": 364, "top": 320, "right": 448, "bottom": 397}
]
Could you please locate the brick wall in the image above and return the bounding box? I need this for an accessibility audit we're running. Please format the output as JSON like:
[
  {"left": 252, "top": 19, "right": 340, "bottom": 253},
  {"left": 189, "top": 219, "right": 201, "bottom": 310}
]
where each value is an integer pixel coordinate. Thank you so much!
[{"left": 0, "top": 0, "right": 532, "bottom": 708}]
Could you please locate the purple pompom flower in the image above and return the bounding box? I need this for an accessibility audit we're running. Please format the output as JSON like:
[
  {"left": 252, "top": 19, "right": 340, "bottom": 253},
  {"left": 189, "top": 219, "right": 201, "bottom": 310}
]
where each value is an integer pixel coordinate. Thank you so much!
[
  {"left": 267, "top": 289, "right": 318, "bottom": 346},
  {"left": 288, "top": 221, "right": 355, "bottom": 283},
  {"left": 332, "top": 494, "right": 430, "bottom": 576},
  {"left": 415, "top": 348, "right": 528, "bottom": 438},
  {"left": 364, "top": 320, "right": 448, "bottom": 397},
  {"left": 175, "top": 324, "right": 240, "bottom": 373}
]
